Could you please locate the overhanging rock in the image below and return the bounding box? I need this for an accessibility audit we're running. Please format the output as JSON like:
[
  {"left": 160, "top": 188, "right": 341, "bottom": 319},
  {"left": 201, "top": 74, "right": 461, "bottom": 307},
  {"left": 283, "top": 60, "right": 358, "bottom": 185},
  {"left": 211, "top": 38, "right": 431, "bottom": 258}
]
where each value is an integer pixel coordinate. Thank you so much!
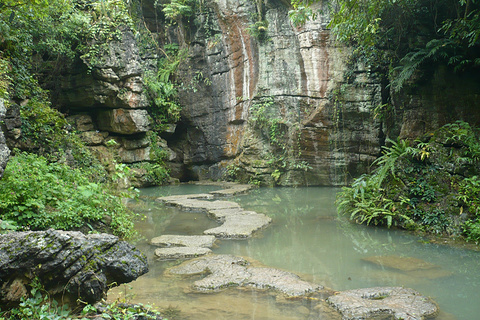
[{"left": 0, "top": 230, "right": 148, "bottom": 306}]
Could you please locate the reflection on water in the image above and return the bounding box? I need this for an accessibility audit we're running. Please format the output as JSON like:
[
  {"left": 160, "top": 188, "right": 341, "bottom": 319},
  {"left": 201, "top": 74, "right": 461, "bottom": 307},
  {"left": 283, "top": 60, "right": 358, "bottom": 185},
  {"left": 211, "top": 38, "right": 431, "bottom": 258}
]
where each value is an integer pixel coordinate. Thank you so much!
[{"left": 110, "top": 186, "right": 480, "bottom": 320}]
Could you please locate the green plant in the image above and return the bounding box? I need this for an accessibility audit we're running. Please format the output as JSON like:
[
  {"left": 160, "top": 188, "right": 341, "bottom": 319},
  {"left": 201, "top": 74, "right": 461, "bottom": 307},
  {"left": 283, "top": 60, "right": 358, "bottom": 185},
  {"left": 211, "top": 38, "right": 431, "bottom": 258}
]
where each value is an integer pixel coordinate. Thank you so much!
[
  {"left": 161, "top": 0, "right": 197, "bottom": 22},
  {"left": 81, "top": 301, "right": 164, "bottom": 320},
  {"left": 463, "top": 220, "right": 480, "bottom": 243},
  {"left": 247, "top": 20, "right": 269, "bottom": 41},
  {"left": 0, "top": 152, "right": 136, "bottom": 238},
  {"left": 2, "top": 278, "right": 71, "bottom": 320}
]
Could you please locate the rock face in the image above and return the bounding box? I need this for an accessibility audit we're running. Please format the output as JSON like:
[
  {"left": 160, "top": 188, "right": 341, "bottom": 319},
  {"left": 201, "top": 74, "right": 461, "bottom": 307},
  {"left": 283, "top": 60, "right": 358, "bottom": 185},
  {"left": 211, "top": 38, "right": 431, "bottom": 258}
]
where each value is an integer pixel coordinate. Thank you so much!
[
  {"left": 53, "top": 27, "right": 159, "bottom": 186},
  {"left": 0, "top": 99, "right": 10, "bottom": 179},
  {"left": 0, "top": 230, "right": 148, "bottom": 306},
  {"left": 154, "top": 0, "right": 381, "bottom": 185}
]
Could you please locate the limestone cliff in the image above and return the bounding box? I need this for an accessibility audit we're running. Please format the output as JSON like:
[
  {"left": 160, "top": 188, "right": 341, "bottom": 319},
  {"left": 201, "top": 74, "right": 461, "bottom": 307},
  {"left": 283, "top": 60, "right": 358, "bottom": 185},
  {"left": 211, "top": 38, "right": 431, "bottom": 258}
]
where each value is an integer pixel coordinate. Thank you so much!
[
  {"left": 0, "top": 99, "right": 10, "bottom": 179},
  {"left": 155, "top": 0, "right": 382, "bottom": 185},
  {"left": 47, "top": 0, "right": 480, "bottom": 187}
]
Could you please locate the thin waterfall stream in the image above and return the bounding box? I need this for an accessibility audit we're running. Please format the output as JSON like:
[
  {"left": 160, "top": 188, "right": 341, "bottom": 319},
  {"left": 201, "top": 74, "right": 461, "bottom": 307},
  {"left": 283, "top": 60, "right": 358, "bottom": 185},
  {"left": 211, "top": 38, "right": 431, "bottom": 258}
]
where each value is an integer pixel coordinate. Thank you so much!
[{"left": 108, "top": 185, "right": 480, "bottom": 320}]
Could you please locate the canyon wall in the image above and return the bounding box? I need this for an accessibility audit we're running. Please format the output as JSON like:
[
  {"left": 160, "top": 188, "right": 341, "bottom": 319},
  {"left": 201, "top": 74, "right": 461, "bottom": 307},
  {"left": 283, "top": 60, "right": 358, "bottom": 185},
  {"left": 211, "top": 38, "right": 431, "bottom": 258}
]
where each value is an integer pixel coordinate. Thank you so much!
[
  {"left": 44, "top": 0, "right": 479, "bottom": 186},
  {"left": 161, "top": 0, "right": 382, "bottom": 185}
]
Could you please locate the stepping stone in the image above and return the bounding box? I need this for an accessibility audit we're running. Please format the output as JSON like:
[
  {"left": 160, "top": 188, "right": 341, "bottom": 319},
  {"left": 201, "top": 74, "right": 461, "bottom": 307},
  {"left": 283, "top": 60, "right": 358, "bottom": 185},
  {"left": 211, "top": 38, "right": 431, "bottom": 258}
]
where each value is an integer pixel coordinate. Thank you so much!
[
  {"left": 207, "top": 208, "right": 256, "bottom": 221},
  {"left": 327, "top": 287, "right": 438, "bottom": 320},
  {"left": 209, "top": 185, "right": 253, "bottom": 197},
  {"left": 150, "top": 235, "right": 217, "bottom": 248},
  {"left": 168, "top": 254, "right": 322, "bottom": 297},
  {"left": 154, "top": 247, "right": 212, "bottom": 260},
  {"left": 245, "top": 267, "right": 322, "bottom": 297},
  {"left": 204, "top": 213, "right": 272, "bottom": 239},
  {"left": 161, "top": 198, "right": 242, "bottom": 212},
  {"left": 156, "top": 193, "right": 214, "bottom": 203}
]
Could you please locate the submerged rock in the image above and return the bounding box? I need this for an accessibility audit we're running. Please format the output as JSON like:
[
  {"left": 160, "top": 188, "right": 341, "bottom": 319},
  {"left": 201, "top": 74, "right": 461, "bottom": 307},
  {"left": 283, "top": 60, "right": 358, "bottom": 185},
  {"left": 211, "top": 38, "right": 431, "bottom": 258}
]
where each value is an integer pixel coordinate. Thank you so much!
[
  {"left": 327, "top": 287, "right": 438, "bottom": 320},
  {"left": 362, "top": 255, "right": 453, "bottom": 279},
  {"left": 0, "top": 230, "right": 148, "bottom": 306},
  {"left": 362, "top": 256, "right": 439, "bottom": 272},
  {"left": 168, "top": 254, "right": 322, "bottom": 298}
]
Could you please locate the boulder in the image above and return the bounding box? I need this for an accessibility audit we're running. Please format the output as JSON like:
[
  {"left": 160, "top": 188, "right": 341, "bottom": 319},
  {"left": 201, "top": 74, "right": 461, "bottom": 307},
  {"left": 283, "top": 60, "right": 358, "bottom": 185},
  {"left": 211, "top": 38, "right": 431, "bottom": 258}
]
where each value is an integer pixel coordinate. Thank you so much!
[{"left": 0, "top": 230, "right": 148, "bottom": 306}]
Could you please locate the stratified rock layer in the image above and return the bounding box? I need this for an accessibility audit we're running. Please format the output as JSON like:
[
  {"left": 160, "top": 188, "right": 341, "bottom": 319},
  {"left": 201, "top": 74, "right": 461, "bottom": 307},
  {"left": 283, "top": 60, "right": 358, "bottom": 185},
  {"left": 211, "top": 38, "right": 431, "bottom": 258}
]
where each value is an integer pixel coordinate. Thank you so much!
[
  {"left": 327, "top": 287, "right": 438, "bottom": 320},
  {"left": 0, "top": 230, "right": 148, "bottom": 306}
]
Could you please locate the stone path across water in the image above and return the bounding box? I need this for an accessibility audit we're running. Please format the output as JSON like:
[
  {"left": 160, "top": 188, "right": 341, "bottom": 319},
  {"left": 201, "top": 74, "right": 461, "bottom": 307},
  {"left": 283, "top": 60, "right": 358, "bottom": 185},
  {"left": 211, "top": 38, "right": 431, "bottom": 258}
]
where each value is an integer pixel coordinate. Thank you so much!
[
  {"left": 155, "top": 183, "right": 271, "bottom": 241},
  {"left": 150, "top": 183, "right": 439, "bottom": 319}
]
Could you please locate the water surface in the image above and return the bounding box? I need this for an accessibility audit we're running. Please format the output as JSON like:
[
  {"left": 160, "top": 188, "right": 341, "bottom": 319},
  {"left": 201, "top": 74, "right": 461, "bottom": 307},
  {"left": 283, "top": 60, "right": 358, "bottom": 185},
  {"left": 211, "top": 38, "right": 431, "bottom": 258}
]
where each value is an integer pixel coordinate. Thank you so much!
[{"left": 110, "top": 186, "right": 480, "bottom": 320}]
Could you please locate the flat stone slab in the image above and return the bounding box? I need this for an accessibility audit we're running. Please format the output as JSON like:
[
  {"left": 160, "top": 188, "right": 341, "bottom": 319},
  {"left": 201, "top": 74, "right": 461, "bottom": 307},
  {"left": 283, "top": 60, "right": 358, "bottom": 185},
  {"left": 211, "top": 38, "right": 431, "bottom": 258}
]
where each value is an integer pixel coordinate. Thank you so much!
[
  {"left": 168, "top": 254, "right": 322, "bottom": 298},
  {"left": 150, "top": 235, "right": 216, "bottom": 248},
  {"left": 160, "top": 198, "right": 242, "bottom": 212},
  {"left": 207, "top": 208, "right": 257, "bottom": 221},
  {"left": 209, "top": 185, "right": 253, "bottom": 197},
  {"left": 156, "top": 193, "right": 214, "bottom": 203},
  {"left": 154, "top": 247, "right": 212, "bottom": 260},
  {"left": 245, "top": 267, "right": 322, "bottom": 297},
  {"left": 204, "top": 213, "right": 272, "bottom": 239},
  {"left": 327, "top": 287, "right": 438, "bottom": 320}
]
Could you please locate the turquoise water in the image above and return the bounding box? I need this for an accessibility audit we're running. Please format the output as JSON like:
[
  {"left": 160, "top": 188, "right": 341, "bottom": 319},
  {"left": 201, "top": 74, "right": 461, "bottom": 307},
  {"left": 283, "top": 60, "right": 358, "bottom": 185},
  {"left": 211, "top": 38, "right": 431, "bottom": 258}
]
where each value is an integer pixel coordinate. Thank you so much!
[{"left": 111, "top": 186, "right": 480, "bottom": 320}]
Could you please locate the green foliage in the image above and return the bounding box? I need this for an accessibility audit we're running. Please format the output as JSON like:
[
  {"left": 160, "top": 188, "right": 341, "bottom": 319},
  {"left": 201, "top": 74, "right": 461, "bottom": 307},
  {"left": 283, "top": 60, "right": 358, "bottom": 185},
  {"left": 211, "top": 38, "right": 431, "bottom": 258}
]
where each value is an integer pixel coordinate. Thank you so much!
[
  {"left": 325, "top": 0, "right": 480, "bottom": 92},
  {"left": 247, "top": 20, "right": 269, "bottom": 41},
  {"left": 289, "top": 0, "right": 318, "bottom": 27},
  {"left": 161, "top": 0, "right": 197, "bottom": 22},
  {"left": 337, "top": 121, "right": 480, "bottom": 241},
  {"left": 81, "top": 301, "right": 164, "bottom": 320},
  {"left": 1, "top": 278, "right": 71, "bottom": 320},
  {"left": 372, "top": 138, "right": 413, "bottom": 187},
  {"left": 130, "top": 132, "right": 170, "bottom": 186},
  {"left": 145, "top": 43, "right": 187, "bottom": 128},
  {"left": 0, "top": 152, "right": 136, "bottom": 238}
]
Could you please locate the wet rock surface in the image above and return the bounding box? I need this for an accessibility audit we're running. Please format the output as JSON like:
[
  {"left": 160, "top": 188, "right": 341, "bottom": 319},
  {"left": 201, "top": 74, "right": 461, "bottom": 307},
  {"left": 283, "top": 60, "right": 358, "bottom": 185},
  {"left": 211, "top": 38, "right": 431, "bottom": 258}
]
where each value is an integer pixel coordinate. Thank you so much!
[
  {"left": 156, "top": 184, "right": 270, "bottom": 239},
  {"left": 168, "top": 254, "right": 323, "bottom": 298},
  {"left": 154, "top": 247, "right": 212, "bottom": 260},
  {"left": 0, "top": 230, "right": 148, "bottom": 306},
  {"left": 327, "top": 287, "right": 438, "bottom": 320},
  {"left": 150, "top": 235, "right": 217, "bottom": 248},
  {"left": 204, "top": 213, "right": 272, "bottom": 239}
]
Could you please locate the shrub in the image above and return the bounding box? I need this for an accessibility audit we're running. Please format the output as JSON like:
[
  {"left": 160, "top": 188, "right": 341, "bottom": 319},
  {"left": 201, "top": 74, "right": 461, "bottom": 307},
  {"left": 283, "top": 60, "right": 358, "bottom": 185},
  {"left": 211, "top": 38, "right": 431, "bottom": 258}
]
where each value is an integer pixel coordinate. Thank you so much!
[{"left": 0, "top": 152, "right": 136, "bottom": 238}]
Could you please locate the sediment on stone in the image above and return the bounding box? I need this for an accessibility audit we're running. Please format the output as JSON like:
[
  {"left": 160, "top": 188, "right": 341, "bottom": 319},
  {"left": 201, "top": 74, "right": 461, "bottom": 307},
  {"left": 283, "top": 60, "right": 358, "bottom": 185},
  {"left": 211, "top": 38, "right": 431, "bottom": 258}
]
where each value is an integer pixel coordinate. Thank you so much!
[
  {"left": 154, "top": 247, "right": 212, "bottom": 260},
  {"left": 168, "top": 254, "right": 323, "bottom": 298},
  {"left": 327, "top": 287, "right": 438, "bottom": 320}
]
